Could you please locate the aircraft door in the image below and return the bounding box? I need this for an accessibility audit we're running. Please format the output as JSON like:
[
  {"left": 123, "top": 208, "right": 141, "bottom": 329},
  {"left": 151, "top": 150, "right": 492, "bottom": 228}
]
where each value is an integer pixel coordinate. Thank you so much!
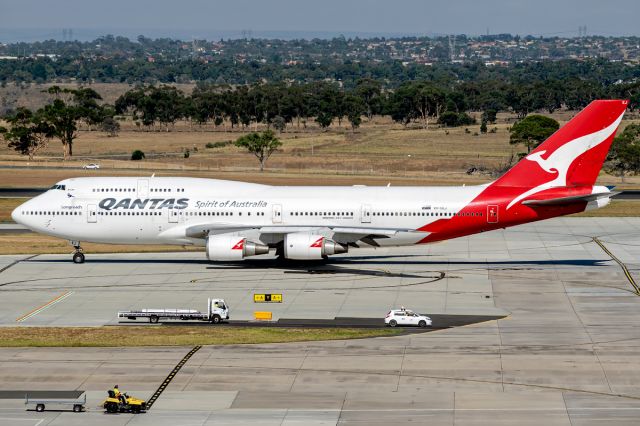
[
  {"left": 272, "top": 204, "right": 282, "bottom": 224},
  {"left": 360, "top": 204, "right": 371, "bottom": 223},
  {"left": 168, "top": 210, "right": 179, "bottom": 223},
  {"left": 87, "top": 204, "right": 97, "bottom": 223},
  {"left": 137, "top": 179, "right": 149, "bottom": 198},
  {"left": 487, "top": 205, "right": 499, "bottom": 224}
]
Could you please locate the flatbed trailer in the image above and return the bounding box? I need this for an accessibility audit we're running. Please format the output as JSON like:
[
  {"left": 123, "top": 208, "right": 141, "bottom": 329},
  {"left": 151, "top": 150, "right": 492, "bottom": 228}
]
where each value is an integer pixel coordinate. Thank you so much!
[
  {"left": 118, "top": 298, "right": 229, "bottom": 324},
  {"left": 25, "top": 392, "right": 86, "bottom": 412}
]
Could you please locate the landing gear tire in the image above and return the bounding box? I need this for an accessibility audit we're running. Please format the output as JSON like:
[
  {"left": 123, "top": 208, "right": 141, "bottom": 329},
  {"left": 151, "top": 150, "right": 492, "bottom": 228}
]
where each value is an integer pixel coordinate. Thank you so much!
[{"left": 72, "top": 252, "right": 85, "bottom": 264}]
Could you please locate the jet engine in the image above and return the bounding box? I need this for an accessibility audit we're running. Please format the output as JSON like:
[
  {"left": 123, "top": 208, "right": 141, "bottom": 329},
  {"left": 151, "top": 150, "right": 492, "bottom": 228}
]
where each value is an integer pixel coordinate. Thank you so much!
[
  {"left": 284, "top": 233, "right": 348, "bottom": 260},
  {"left": 206, "top": 236, "right": 269, "bottom": 261}
]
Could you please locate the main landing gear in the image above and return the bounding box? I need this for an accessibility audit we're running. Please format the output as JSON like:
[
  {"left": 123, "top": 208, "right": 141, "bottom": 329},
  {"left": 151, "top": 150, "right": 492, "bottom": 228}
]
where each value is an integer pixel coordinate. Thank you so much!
[{"left": 70, "top": 241, "right": 85, "bottom": 264}]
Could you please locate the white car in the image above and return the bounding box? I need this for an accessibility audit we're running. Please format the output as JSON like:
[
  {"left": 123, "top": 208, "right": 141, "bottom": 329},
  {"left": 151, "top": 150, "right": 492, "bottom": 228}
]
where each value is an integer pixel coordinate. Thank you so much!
[
  {"left": 385, "top": 309, "right": 432, "bottom": 328},
  {"left": 82, "top": 163, "right": 100, "bottom": 169}
]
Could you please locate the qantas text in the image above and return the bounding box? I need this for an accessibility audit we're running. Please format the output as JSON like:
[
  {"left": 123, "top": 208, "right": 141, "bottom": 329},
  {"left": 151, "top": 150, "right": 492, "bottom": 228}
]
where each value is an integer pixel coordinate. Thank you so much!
[{"left": 99, "top": 198, "right": 189, "bottom": 211}]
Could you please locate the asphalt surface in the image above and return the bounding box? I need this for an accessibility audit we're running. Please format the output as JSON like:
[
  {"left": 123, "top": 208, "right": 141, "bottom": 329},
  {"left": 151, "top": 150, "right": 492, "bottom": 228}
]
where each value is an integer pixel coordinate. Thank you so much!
[
  {"left": 0, "top": 217, "right": 640, "bottom": 424},
  {"left": 116, "top": 314, "right": 505, "bottom": 329}
]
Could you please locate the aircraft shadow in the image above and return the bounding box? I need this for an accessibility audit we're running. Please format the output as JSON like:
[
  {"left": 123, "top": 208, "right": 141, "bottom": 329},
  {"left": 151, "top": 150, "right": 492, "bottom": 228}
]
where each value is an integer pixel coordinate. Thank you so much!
[{"left": 23, "top": 256, "right": 607, "bottom": 270}]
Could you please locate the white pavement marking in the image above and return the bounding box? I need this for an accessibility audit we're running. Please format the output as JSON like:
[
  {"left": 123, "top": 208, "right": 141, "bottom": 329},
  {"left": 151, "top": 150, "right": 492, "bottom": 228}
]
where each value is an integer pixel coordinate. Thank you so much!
[{"left": 15, "top": 291, "right": 74, "bottom": 322}]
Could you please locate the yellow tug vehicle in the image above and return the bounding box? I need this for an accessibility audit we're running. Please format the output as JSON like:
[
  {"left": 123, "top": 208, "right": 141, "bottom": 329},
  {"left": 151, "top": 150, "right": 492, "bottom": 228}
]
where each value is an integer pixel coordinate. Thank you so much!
[{"left": 103, "top": 390, "right": 146, "bottom": 414}]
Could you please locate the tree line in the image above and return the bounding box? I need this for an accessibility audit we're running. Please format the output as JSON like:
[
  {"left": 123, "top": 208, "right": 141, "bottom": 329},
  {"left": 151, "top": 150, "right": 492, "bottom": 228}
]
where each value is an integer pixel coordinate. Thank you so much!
[
  {"left": 1, "top": 80, "right": 639, "bottom": 179},
  {"left": 112, "top": 78, "right": 640, "bottom": 133},
  {"left": 1, "top": 54, "right": 640, "bottom": 104}
]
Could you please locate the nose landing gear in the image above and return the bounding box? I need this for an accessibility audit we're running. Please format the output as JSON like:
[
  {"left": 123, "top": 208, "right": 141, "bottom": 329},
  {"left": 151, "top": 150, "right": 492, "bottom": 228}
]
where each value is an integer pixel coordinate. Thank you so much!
[{"left": 70, "top": 241, "right": 85, "bottom": 264}]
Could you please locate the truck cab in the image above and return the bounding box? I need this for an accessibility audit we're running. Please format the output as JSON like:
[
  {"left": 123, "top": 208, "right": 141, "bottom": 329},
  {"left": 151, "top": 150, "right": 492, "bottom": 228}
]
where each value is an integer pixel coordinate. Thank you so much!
[{"left": 209, "top": 298, "right": 230, "bottom": 323}]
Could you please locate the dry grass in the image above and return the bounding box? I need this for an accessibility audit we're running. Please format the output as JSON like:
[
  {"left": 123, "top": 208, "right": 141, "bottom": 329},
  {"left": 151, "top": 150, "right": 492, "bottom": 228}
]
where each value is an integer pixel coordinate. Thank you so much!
[
  {"left": 1, "top": 114, "right": 639, "bottom": 187},
  {"left": 0, "top": 198, "right": 21, "bottom": 222},
  {"left": 0, "top": 101, "right": 638, "bottom": 196},
  {"left": 0, "top": 326, "right": 399, "bottom": 347}
]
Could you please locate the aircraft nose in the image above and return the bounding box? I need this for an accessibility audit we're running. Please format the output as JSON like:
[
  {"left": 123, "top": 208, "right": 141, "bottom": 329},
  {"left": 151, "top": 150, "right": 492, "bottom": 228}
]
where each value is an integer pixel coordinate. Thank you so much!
[{"left": 11, "top": 205, "right": 22, "bottom": 225}]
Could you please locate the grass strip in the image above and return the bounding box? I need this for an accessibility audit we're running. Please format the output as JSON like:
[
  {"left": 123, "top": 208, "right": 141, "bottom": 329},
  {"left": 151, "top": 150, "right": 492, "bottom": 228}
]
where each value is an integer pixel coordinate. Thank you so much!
[{"left": 0, "top": 326, "right": 400, "bottom": 347}]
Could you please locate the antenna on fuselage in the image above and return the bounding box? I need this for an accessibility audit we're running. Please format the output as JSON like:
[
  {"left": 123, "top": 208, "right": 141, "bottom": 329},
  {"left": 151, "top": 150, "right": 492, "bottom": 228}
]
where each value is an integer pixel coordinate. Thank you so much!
[
  {"left": 151, "top": 173, "right": 155, "bottom": 178},
  {"left": 387, "top": 183, "right": 391, "bottom": 187}
]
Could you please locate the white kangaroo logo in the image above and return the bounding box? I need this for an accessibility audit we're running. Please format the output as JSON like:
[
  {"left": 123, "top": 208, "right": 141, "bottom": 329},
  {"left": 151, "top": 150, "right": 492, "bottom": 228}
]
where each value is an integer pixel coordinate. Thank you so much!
[{"left": 507, "top": 112, "right": 624, "bottom": 210}]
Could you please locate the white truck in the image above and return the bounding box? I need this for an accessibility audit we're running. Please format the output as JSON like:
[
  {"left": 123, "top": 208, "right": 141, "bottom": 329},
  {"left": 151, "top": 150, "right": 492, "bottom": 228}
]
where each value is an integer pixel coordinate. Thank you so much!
[{"left": 118, "top": 298, "right": 229, "bottom": 324}]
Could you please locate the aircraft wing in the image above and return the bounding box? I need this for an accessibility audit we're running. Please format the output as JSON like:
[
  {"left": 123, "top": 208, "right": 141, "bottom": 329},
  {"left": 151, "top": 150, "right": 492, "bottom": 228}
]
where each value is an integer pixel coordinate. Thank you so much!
[
  {"left": 522, "top": 191, "right": 619, "bottom": 206},
  {"left": 184, "top": 223, "right": 412, "bottom": 245}
]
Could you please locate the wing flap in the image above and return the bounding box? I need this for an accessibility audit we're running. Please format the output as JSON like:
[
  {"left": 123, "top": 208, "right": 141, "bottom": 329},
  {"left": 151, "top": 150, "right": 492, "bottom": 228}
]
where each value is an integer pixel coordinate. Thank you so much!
[{"left": 184, "top": 224, "right": 405, "bottom": 239}]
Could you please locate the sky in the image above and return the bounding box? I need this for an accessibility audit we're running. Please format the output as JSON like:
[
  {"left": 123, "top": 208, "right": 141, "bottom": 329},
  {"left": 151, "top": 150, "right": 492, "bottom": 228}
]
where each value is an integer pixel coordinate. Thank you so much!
[{"left": 1, "top": 0, "right": 639, "bottom": 42}]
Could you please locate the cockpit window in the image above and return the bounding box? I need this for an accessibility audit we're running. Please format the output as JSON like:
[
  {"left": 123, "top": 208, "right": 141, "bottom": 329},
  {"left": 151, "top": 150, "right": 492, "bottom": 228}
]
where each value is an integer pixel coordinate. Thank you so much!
[{"left": 49, "top": 185, "right": 66, "bottom": 190}]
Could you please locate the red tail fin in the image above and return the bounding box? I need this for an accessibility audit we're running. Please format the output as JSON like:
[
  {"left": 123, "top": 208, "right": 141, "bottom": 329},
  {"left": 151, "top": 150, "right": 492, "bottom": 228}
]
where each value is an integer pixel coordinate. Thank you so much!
[{"left": 496, "top": 100, "right": 628, "bottom": 194}]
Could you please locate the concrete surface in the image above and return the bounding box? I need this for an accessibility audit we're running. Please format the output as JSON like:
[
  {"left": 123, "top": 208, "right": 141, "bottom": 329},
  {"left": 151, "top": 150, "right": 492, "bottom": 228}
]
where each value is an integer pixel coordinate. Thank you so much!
[{"left": 0, "top": 217, "right": 639, "bottom": 424}]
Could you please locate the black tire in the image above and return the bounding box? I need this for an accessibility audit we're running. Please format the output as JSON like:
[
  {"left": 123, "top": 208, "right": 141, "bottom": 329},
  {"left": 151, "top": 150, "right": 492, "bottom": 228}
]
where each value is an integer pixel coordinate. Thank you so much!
[
  {"left": 211, "top": 315, "right": 221, "bottom": 324},
  {"left": 36, "top": 404, "right": 45, "bottom": 412},
  {"left": 73, "top": 404, "right": 82, "bottom": 413},
  {"left": 418, "top": 320, "right": 427, "bottom": 328},
  {"left": 388, "top": 319, "right": 397, "bottom": 327},
  {"left": 149, "top": 315, "right": 159, "bottom": 324},
  {"left": 105, "top": 402, "right": 117, "bottom": 413},
  {"left": 132, "top": 405, "right": 140, "bottom": 414},
  {"left": 72, "top": 252, "right": 85, "bottom": 264}
]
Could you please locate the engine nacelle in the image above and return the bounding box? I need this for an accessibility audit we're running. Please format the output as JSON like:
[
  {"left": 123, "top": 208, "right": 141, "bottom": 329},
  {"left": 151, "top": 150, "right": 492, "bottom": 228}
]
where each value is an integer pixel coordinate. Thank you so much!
[
  {"left": 206, "top": 236, "right": 269, "bottom": 261},
  {"left": 284, "top": 233, "right": 348, "bottom": 260}
]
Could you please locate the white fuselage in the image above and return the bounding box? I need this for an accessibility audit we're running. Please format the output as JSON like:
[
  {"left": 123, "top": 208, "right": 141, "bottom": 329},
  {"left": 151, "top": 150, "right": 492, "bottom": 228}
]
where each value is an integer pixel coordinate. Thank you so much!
[{"left": 12, "top": 177, "right": 487, "bottom": 248}]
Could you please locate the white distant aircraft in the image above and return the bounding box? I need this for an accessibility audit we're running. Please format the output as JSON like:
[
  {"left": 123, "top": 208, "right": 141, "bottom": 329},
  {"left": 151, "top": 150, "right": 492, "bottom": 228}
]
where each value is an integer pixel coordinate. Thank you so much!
[{"left": 12, "top": 100, "right": 627, "bottom": 264}]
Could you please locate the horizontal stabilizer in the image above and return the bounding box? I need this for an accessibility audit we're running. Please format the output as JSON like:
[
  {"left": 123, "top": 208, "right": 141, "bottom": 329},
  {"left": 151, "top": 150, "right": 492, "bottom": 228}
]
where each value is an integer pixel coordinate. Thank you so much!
[{"left": 522, "top": 191, "right": 619, "bottom": 206}]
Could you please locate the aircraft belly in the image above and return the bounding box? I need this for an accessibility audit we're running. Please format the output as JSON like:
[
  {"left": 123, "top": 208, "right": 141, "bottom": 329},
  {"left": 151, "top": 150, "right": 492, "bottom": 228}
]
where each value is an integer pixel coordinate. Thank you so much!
[{"left": 375, "top": 232, "right": 428, "bottom": 247}]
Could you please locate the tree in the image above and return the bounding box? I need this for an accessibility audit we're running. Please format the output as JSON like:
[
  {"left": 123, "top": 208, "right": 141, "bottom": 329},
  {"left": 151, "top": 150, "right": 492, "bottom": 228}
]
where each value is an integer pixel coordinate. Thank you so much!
[
  {"left": 0, "top": 107, "right": 54, "bottom": 160},
  {"left": 131, "top": 150, "right": 145, "bottom": 160},
  {"left": 272, "top": 115, "right": 286, "bottom": 132},
  {"left": 438, "top": 111, "right": 460, "bottom": 127},
  {"left": 354, "top": 78, "right": 382, "bottom": 120},
  {"left": 388, "top": 82, "right": 444, "bottom": 129},
  {"left": 509, "top": 114, "right": 559, "bottom": 154},
  {"left": 235, "top": 130, "right": 282, "bottom": 172},
  {"left": 315, "top": 112, "right": 333, "bottom": 130},
  {"left": 148, "top": 85, "right": 186, "bottom": 130},
  {"left": 115, "top": 85, "right": 185, "bottom": 130},
  {"left": 480, "top": 119, "right": 488, "bottom": 134},
  {"left": 438, "top": 111, "right": 476, "bottom": 127},
  {"left": 411, "top": 83, "right": 445, "bottom": 129},
  {"left": 100, "top": 116, "right": 120, "bottom": 137},
  {"left": 606, "top": 124, "right": 640, "bottom": 182},
  {"left": 481, "top": 109, "right": 497, "bottom": 124},
  {"left": 344, "top": 94, "right": 366, "bottom": 131},
  {"left": 311, "top": 82, "right": 340, "bottom": 130},
  {"left": 40, "top": 86, "right": 104, "bottom": 159}
]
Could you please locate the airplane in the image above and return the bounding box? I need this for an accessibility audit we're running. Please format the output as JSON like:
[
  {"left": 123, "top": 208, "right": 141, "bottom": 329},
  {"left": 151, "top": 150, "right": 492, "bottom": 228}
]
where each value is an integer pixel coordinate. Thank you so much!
[{"left": 11, "top": 100, "right": 628, "bottom": 264}]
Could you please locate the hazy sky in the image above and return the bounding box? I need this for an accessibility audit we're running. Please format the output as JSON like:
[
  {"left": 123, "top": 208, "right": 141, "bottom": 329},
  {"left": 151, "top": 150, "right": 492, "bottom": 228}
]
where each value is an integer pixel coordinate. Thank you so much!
[{"left": 1, "top": 0, "right": 639, "bottom": 41}]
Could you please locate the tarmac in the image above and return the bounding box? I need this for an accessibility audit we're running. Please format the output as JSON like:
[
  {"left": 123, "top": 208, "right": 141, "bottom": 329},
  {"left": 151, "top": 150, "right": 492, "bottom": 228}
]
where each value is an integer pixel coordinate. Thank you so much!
[{"left": 0, "top": 216, "right": 639, "bottom": 424}]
